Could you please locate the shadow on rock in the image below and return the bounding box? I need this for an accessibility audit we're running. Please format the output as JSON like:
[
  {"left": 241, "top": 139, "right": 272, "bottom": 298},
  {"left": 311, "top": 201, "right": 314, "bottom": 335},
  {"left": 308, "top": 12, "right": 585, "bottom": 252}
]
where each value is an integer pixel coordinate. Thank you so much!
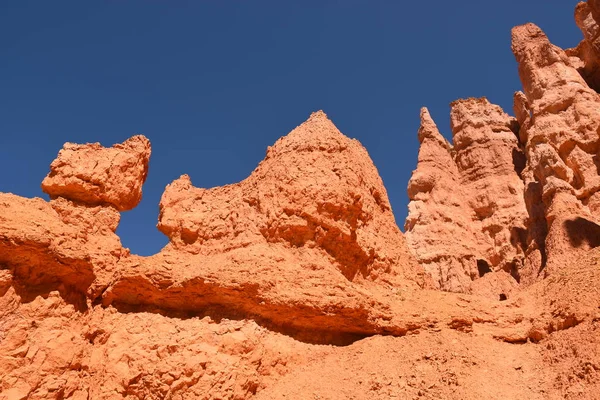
[{"left": 564, "top": 217, "right": 600, "bottom": 249}]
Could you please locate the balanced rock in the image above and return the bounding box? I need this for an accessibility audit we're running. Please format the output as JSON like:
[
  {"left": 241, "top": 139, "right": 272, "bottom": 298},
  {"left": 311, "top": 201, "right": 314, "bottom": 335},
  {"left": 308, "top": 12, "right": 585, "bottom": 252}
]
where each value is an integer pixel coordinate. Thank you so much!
[{"left": 41, "top": 135, "right": 151, "bottom": 211}]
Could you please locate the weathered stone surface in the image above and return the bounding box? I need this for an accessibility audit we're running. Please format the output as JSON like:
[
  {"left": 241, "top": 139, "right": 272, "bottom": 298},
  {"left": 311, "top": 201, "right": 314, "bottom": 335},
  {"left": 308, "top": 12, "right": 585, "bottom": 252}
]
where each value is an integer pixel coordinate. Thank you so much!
[
  {"left": 2, "top": 116, "right": 555, "bottom": 399},
  {"left": 103, "top": 111, "right": 438, "bottom": 344},
  {"left": 41, "top": 135, "right": 151, "bottom": 211},
  {"left": 158, "top": 111, "right": 425, "bottom": 286},
  {"left": 405, "top": 99, "right": 528, "bottom": 295},
  {"left": 569, "top": 0, "right": 600, "bottom": 91},
  {"left": 4, "top": 3, "right": 600, "bottom": 398},
  {"left": 405, "top": 108, "right": 482, "bottom": 293},
  {"left": 0, "top": 193, "right": 126, "bottom": 303},
  {"left": 511, "top": 22, "right": 600, "bottom": 276},
  {"left": 450, "top": 98, "right": 528, "bottom": 279},
  {"left": 0, "top": 194, "right": 96, "bottom": 303}
]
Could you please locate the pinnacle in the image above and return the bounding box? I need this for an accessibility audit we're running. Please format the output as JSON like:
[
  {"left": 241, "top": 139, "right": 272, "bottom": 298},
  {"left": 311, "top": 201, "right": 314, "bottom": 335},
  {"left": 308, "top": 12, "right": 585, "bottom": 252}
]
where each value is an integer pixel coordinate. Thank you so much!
[
  {"left": 418, "top": 107, "right": 450, "bottom": 148},
  {"left": 280, "top": 109, "right": 346, "bottom": 144},
  {"left": 308, "top": 110, "right": 328, "bottom": 120}
]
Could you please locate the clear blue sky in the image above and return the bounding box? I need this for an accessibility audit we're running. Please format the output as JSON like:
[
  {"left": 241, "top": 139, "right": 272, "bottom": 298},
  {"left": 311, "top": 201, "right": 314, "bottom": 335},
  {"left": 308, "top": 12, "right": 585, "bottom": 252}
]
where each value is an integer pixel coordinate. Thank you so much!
[{"left": 0, "top": 1, "right": 582, "bottom": 256}]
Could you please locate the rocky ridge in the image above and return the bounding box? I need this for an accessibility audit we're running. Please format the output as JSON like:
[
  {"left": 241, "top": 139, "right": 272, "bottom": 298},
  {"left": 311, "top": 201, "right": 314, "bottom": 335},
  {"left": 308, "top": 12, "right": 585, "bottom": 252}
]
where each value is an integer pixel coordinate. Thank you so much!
[{"left": 2, "top": 2, "right": 600, "bottom": 399}]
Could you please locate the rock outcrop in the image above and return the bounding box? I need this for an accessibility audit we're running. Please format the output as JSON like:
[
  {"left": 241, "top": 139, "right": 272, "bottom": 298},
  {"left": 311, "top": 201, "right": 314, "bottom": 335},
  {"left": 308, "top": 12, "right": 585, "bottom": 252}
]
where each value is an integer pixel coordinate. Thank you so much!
[
  {"left": 41, "top": 135, "right": 151, "bottom": 211},
  {"left": 405, "top": 99, "right": 528, "bottom": 295},
  {"left": 2, "top": 113, "right": 550, "bottom": 399},
  {"left": 156, "top": 111, "right": 422, "bottom": 284},
  {"left": 570, "top": 0, "right": 600, "bottom": 91},
  {"left": 3, "top": 2, "right": 600, "bottom": 399},
  {"left": 98, "top": 111, "right": 442, "bottom": 344},
  {"left": 511, "top": 22, "right": 600, "bottom": 276}
]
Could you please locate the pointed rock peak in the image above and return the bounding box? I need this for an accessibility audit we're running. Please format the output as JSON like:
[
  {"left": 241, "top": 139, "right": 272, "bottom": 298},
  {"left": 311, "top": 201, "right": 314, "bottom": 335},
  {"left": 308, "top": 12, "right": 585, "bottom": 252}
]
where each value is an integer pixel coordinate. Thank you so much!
[
  {"left": 296, "top": 109, "right": 338, "bottom": 134},
  {"left": 419, "top": 107, "right": 436, "bottom": 134},
  {"left": 308, "top": 109, "right": 329, "bottom": 121},
  {"left": 270, "top": 110, "right": 351, "bottom": 154},
  {"left": 418, "top": 107, "right": 450, "bottom": 149}
]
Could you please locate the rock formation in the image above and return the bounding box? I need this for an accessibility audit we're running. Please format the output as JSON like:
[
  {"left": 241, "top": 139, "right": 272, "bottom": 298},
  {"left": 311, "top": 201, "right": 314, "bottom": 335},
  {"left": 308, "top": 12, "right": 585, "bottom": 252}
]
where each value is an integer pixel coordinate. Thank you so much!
[
  {"left": 405, "top": 99, "right": 528, "bottom": 295},
  {"left": 512, "top": 22, "right": 600, "bottom": 275},
  {"left": 41, "top": 135, "right": 151, "bottom": 211},
  {"left": 570, "top": 0, "right": 600, "bottom": 91},
  {"left": 3, "top": 2, "right": 600, "bottom": 399}
]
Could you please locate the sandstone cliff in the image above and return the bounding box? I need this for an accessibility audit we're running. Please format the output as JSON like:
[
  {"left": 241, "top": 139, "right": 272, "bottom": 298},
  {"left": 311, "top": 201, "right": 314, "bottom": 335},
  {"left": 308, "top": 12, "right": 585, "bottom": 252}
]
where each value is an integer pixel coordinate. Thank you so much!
[{"left": 2, "top": 2, "right": 600, "bottom": 399}]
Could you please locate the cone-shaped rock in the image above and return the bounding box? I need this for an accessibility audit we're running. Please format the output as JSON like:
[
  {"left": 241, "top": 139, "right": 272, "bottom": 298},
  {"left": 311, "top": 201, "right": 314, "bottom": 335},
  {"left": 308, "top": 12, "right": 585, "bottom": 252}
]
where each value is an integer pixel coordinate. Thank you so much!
[{"left": 103, "top": 111, "right": 431, "bottom": 344}]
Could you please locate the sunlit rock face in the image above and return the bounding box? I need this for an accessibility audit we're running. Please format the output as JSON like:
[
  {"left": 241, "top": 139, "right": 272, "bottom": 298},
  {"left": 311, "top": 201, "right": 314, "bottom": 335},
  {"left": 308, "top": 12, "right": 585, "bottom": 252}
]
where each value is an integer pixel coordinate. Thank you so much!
[
  {"left": 512, "top": 22, "right": 600, "bottom": 277},
  {"left": 3, "top": 2, "right": 600, "bottom": 398},
  {"left": 406, "top": 99, "right": 528, "bottom": 295}
]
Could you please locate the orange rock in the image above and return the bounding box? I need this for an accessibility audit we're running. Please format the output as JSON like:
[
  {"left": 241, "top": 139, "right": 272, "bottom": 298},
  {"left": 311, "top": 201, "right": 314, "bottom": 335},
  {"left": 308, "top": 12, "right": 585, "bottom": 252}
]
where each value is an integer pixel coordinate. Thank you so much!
[
  {"left": 405, "top": 108, "right": 481, "bottom": 292},
  {"left": 569, "top": 0, "right": 600, "bottom": 91},
  {"left": 511, "top": 22, "right": 600, "bottom": 275},
  {"left": 406, "top": 99, "right": 527, "bottom": 295},
  {"left": 41, "top": 135, "right": 151, "bottom": 211},
  {"left": 103, "top": 111, "right": 436, "bottom": 344},
  {"left": 158, "top": 111, "right": 422, "bottom": 284},
  {"left": 3, "top": 3, "right": 600, "bottom": 398}
]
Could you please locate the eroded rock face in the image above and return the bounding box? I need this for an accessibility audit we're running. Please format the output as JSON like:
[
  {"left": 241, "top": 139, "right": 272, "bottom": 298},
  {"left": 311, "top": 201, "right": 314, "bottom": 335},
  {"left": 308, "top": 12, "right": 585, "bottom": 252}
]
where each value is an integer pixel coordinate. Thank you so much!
[
  {"left": 405, "top": 99, "right": 528, "bottom": 295},
  {"left": 2, "top": 135, "right": 151, "bottom": 303},
  {"left": 2, "top": 113, "right": 557, "bottom": 399},
  {"left": 511, "top": 22, "right": 600, "bottom": 275},
  {"left": 102, "top": 111, "right": 437, "bottom": 344},
  {"left": 41, "top": 135, "right": 151, "bottom": 211},
  {"left": 570, "top": 0, "right": 600, "bottom": 92},
  {"left": 3, "top": 3, "right": 600, "bottom": 398},
  {"left": 157, "top": 111, "right": 422, "bottom": 284},
  {"left": 405, "top": 108, "right": 482, "bottom": 292}
]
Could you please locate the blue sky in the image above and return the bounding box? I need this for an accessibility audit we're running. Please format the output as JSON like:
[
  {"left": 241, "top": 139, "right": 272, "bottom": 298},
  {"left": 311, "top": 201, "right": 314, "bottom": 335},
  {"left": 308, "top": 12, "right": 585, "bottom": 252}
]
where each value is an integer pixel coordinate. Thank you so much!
[{"left": 0, "top": 1, "right": 582, "bottom": 255}]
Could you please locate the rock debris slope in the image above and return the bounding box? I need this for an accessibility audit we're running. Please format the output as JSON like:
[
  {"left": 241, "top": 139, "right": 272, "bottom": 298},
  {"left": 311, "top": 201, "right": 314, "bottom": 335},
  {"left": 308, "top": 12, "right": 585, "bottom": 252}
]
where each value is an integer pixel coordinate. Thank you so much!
[{"left": 2, "top": 2, "right": 600, "bottom": 399}]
